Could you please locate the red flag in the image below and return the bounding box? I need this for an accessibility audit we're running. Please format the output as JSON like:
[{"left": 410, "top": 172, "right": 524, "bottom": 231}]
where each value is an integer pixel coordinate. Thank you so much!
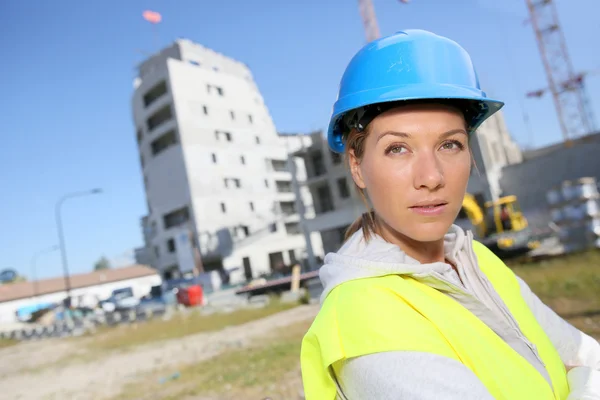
[{"left": 143, "top": 10, "right": 162, "bottom": 24}]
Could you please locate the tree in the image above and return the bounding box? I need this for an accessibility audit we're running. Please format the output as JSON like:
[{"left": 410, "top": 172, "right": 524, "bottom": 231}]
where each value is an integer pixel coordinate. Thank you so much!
[{"left": 94, "top": 257, "right": 111, "bottom": 271}]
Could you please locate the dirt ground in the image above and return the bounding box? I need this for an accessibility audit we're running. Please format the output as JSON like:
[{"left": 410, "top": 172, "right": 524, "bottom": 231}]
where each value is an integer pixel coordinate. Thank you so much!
[{"left": 1, "top": 304, "right": 319, "bottom": 400}]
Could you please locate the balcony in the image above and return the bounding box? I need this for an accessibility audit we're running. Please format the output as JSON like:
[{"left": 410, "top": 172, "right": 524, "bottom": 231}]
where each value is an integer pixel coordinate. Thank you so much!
[
  {"left": 162, "top": 205, "right": 189, "bottom": 229},
  {"left": 143, "top": 81, "right": 168, "bottom": 108},
  {"left": 151, "top": 129, "right": 178, "bottom": 156},
  {"left": 146, "top": 104, "right": 173, "bottom": 132},
  {"left": 270, "top": 159, "right": 288, "bottom": 173},
  {"left": 275, "top": 180, "right": 293, "bottom": 193},
  {"left": 278, "top": 201, "right": 297, "bottom": 216}
]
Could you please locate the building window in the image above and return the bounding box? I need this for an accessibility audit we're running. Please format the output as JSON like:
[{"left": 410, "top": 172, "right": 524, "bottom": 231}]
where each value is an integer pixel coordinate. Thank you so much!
[
  {"left": 330, "top": 151, "right": 342, "bottom": 165},
  {"left": 279, "top": 201, "right": 297, "bottom": 216},
  {"left": 238, "top": 225, "right": 250, "bottom": 237},
  {"left": 213, "top": 66, "right": 220, "bottom": 72},
  {"left": 224, "top": 178, "right": 241, "bottom": 189},
  {"left": 140, "top": 153, "right": 145, "bottom": 168},
  {"left": 221, "top": 202, "right": 227, "bottom": 213},
  {"left": 240, "top": 155, "right": 245, "bottom": 165},
  {"left": 249, "top": 202, "right": 254, "bottom": 212},
  {"left": 271, "top": 159, "right": 288, "bottom": 172},
  {"left": 167, "top": 238, "right": 176, "bottom": 253},
  {"left": 230, "top": 110, "right": 235, "bottom": 120},
  {"left": 146, "top": 104, "right": 173, "bottom": 132},
  {"left": 215, "top": 130, "right": 232, "bottom": 142},
  {"left": 154, "top": 245, "right": 160, "bottom": 258},
  {"left": 264, "top": 179, "right": 269, "bottom": 188},
  {"left": 255, "top": 136, "right": 261, "bottom": 144},
  {"left": 136, "top": 128, "right": 143, "bottom": 144},
  {"left": 203, "top": 105, "right": 209, "bottom": 115},
  {"left": 189, "top": 60, "right": 200, "bottom": 66},
  {"left": 163, "top": 206, "right": 190, "bottom": 229},
  {"left": 337, "top": 177, "right": 350, "bottom": 199},
  {"left": 143, "top": 81, "right": 168, "bottom": 108},
  {"left": 276, "top": 180, "right": 293, "bottom": 193},
  {"left": 311, "top": 152, "right": 326, "bottom": 177},
  {"left": 150, "top": 129, "right": 178, "bottom": 156},
  {"left": 212, "top": 153, "right": 217, "bottom": 163},
  {"left": 248, "top": 114, "right": 253, "bottom": 124},
  {"left": 207, "top": 84, "right": 224, "bottom": 96},
  {"left": 285, "top": 222, "right": 301, "bottom": 235},
  {"left": 289, "top": 249, "right": 298, "bottom": 263},
  {"left": 316, "top": 185, "right": 334, "bottom": 213}
]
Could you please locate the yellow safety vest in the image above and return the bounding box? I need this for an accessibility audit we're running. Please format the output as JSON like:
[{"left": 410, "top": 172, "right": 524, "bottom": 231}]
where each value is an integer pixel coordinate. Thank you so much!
[{"left": 300, "top": 241, "right": 569, "bottom": 399}]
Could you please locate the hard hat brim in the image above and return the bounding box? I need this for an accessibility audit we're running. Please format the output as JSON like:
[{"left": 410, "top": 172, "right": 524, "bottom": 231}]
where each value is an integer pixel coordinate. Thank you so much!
[{"left": 328, "top": 83, "right": 504, "bottom": 153}]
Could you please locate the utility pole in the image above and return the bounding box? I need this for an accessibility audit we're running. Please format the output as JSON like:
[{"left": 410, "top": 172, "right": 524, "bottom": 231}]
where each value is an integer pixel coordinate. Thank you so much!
[
  {"left": 55, "top": 188, "right": 102, "bottom": 308},
  {"left": 287, "top": 150, "right": 318, "bottom": 271}
]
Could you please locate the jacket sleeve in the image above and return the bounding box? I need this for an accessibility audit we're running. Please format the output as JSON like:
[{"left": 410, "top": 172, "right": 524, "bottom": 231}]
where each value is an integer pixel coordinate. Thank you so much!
[
  {"left": 333, "top": 351, "right": 495, "bottom": 400},
  {"left": 516, "top": 276, "right": 600, "bottom": 370},
  {"left": 517, "top": 276, "right": 600, "bottom": 399}
]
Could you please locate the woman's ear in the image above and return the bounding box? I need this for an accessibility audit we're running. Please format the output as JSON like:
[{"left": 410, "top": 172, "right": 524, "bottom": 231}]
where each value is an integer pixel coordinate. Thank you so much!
[{"left": 349, "top": 149, "right": 366, "bottom": 189}]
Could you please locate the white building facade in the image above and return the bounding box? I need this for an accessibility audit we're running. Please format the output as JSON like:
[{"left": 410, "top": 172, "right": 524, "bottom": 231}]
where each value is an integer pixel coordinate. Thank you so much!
[
  {"left": 467, "top": 111, "right": 523, "bottom": 202},
  {"left": 132, "top": 39, "right": 322, "bottom": 283}
]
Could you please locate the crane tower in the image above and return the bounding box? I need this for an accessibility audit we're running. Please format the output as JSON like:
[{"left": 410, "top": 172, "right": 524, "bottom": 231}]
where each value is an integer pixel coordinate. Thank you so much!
[{"left": 525, "top": 0, "right": 595, "bottom": 141}]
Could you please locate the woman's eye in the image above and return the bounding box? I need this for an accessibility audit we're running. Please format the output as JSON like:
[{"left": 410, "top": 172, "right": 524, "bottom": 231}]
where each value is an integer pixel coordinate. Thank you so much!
[
  {"left": 440, "top": 140, "right": 464, "bottom": 151},
  {"left": 386, "top": 145, "right": 407, "bottom": 154}
]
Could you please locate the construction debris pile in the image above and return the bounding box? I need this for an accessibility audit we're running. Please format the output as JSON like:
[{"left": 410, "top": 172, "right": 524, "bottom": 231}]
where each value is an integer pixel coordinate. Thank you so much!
[{"left": 547, "top": 177, "right": 600, "bottom": 253}]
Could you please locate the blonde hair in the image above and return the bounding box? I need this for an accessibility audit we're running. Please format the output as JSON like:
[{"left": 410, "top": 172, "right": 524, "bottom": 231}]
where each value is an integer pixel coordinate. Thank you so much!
[{"left": 343, "top": 127, "right": 378, "bottom": 242}]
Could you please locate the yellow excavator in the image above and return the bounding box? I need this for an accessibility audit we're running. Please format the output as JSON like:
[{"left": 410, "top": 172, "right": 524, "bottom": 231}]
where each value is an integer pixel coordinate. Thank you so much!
[{"left": 460, "top": 193, "right": 540, "bottom": 258}]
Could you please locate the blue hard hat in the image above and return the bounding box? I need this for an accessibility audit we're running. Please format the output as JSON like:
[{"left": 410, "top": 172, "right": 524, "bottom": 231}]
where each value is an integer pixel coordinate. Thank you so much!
[{"left": 328, "top": 29, "right": 504, "bottom": 153}]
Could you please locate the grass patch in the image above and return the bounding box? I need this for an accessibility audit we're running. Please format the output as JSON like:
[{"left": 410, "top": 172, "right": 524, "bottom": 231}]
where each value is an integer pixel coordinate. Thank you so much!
[
  {"left": 509, "top": 249, "right": 600, "bottom": 314},
  {"left": 113, "top": 320, "right": 311, "bottom": 400},
  {"left": 0, "top": 339, "right": 18, "bottom": 349},
  {"left": 88, "top": 300, "right": 297, "bottom": 352}
]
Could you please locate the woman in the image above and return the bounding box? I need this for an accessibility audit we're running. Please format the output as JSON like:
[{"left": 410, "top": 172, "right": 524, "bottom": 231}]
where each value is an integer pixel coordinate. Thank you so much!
[{"left": 300, "top": 30, "right": 600, "bottom": 399}]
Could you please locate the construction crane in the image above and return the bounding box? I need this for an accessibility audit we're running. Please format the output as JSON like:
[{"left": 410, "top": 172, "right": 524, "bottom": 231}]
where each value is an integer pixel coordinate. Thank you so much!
[
  {"left": 357, "top": 0, "right": 410, "bottom": 42},
  {"left": 524, "top": 0, "right": 596, "bottom": 142}
]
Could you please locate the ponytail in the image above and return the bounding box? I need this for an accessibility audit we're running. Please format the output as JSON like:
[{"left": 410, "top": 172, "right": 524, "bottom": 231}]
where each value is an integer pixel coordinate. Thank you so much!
[{"left": 344, "top": 210, "right": 377, "bottom": 242}]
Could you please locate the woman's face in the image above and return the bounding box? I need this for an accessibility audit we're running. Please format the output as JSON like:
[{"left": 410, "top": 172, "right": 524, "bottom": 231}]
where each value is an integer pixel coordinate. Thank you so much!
[{"left": 349, "top": 103, "right": 471, "bottom": 243}]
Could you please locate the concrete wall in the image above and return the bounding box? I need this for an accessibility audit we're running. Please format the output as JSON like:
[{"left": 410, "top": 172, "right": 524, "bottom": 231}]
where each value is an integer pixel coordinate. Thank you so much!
[
  {"left": 0, "top": 274, "right": 162, "bottom": 324},
  {"left": 223, "top": 231, "right": 323, "bottom": 283},
  {"left": 500, "top": 134, "right": 600, "bottom": 229}
]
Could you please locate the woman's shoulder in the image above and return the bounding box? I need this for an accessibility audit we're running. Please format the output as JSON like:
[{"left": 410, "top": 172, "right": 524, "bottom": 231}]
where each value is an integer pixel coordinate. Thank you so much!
[
  {"left": 313, "top": 276, "right": 438, "bottom": 334},
  {"left": 306, "top": 276, "right": 458, "bottom": 360}
]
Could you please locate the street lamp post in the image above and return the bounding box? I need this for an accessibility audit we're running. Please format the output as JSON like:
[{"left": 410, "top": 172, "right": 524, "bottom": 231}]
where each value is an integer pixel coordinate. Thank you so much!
[
  {"left": 31, "top": 245, "right": 59, "bottom": 300},
  {"left": 55, "top": 188, "right": 102, "bottom": 308}
]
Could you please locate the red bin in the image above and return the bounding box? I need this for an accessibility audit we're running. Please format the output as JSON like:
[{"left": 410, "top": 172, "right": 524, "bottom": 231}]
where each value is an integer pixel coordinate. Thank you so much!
[{"left": 177, "top": 285, "right": 203, "bottom": 307}]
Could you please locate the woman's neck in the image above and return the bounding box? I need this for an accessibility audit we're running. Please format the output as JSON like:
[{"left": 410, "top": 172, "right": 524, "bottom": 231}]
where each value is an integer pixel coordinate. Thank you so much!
[{"left": 375, "top": 219, "right": 445, "bottom": 264}]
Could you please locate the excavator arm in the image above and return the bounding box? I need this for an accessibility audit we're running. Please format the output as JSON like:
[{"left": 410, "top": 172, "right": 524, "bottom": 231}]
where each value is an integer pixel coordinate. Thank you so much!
[{"left": 462, "top": 193, "right": 486, "bottom": 238}]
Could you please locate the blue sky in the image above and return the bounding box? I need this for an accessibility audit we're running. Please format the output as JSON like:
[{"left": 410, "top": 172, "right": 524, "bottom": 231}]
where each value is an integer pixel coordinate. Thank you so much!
[{"left": 1, "top": 0, "right": 598, "bottom": 279}]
